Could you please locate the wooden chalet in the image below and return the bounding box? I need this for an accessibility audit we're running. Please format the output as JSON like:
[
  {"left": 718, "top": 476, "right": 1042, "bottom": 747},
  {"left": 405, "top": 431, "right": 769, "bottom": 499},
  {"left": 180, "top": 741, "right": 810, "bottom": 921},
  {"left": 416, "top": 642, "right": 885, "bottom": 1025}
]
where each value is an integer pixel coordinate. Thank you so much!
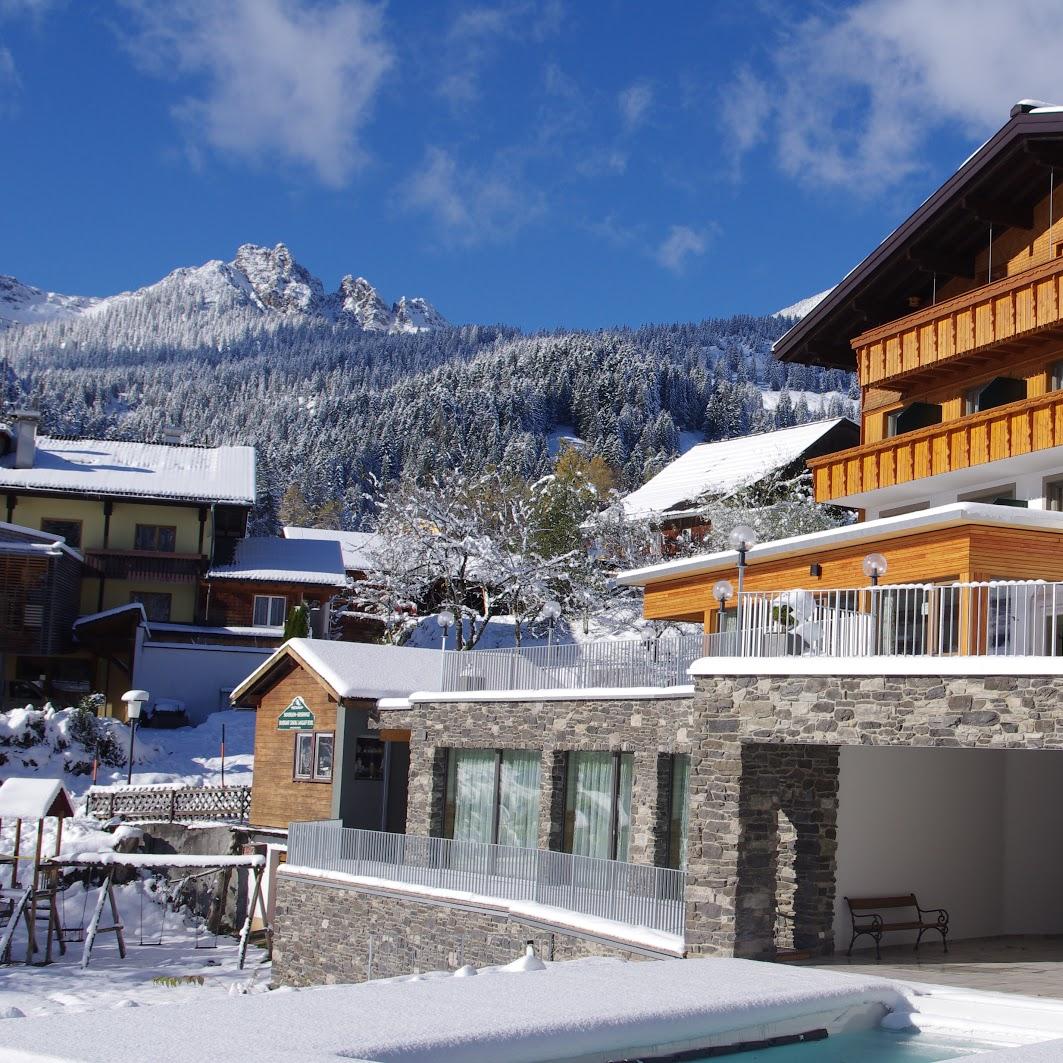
[
  {"left": 230, "top": 638, "right": 440, "bottom": 833},
  {"left": 619, "top": 103, "right": 1063, "bottom": 633}
]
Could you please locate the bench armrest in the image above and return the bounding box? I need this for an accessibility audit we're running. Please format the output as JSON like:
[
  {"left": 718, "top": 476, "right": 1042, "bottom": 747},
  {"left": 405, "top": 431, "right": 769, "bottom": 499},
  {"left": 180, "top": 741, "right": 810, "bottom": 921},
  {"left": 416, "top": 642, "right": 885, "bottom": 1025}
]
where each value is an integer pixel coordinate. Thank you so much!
[{"left": 917, "top": 905, "right": 949, "bottom": 924}]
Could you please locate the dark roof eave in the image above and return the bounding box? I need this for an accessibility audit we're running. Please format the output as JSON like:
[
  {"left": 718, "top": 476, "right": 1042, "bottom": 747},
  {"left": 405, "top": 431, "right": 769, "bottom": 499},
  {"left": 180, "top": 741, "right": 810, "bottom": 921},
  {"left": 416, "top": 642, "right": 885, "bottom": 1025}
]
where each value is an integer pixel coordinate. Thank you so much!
[{"left": 773, "top": 111, "right": 1063, "bottom": 369}]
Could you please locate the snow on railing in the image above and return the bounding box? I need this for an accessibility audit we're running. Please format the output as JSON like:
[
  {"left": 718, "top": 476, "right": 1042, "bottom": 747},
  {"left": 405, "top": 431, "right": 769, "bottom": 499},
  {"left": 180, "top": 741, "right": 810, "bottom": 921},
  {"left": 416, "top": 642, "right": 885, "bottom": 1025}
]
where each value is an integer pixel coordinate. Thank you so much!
[
  {"left": 705, "top": 580, "right": 1063, "bottom": 659},
  {"left": 439, "top": 634, "right": 703, "bottom": 693},
  {"left": 287, "top": 821, "right": 687, "bottom": 939}
]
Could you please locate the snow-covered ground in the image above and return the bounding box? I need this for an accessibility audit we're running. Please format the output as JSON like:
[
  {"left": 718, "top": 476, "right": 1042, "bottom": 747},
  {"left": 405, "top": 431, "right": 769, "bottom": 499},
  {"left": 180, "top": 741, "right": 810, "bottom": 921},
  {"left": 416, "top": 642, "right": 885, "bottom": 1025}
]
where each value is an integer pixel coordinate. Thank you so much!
[
  {"left": 0, "top": 708, "right": 255, "bottom": 921},
  {"left": 0, "top": 708, "right": 254, "bottom": 799},
  {"left": 0, "top": 708, "right": 265, "bottom": 1026},
  {"left": 0, "top": 878, "right": 268, "bottom": 1021}
]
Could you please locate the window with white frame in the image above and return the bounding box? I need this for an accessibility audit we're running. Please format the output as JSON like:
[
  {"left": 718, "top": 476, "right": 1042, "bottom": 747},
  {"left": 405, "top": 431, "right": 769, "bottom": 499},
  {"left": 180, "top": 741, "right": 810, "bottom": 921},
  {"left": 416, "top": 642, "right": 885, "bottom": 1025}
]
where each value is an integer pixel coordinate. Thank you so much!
[
  {"left": 253, "top": 594, "right": 287, "bottom": 627},
  {"left": 294, "top": 732, "right": 334, "bottom": 782}
]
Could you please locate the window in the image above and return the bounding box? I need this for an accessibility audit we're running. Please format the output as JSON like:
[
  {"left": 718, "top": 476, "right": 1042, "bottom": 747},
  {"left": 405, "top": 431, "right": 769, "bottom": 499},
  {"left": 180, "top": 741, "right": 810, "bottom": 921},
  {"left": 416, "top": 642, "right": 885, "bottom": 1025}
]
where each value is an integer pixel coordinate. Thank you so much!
[
  {"left": 130, "top": 591, "right": 171, "bottom": 622},
  {"left": 253, "top": 595, "right": 287, "bottom": 628},
  {"left": 134, "top": 524, "right": 177, "bottom": 552},
  {"left": 563, "top": 751, "right": 634, "bottom": 861},
  {"left": 1052, "top": 361, "right": 1063, "bottom": 392},
  {"left": 40, "top": 518, "right": 82, "bottom": 548},
  {"left": 1045, "top": 477, "right": 1063, "bottom": 512},
  {"left": 443, "top": 749, "right": 541, "bottom": 848},
  {"left": 667, "top": 754, "right": 690, "bottom": 870},
  {"left": 293, "top": 732, "right": 334, "bottom": 782},
  {"left": 965, "top": 376, "right": 1026, "bottom": 415},
  {"left": 886, "top": 402, "right": 942, "bottom": 438},
  {"left": 960, "top": 485, "right": 1026, "bottom": 508}
]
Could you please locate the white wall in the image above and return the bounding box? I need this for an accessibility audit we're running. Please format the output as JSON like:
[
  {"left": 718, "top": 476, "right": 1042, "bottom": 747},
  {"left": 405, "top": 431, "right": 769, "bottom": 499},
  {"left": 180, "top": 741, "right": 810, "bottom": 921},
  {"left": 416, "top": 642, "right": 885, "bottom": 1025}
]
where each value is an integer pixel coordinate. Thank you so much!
[
  {"left": 1002, "top": 751, "right": 1063, "bottom": 934},
  {"left": 834, "top": 747, "right": 1063, "bottom": 952},
  {"left": 133, "top": 642, "right": 272, "bottom": 724}
]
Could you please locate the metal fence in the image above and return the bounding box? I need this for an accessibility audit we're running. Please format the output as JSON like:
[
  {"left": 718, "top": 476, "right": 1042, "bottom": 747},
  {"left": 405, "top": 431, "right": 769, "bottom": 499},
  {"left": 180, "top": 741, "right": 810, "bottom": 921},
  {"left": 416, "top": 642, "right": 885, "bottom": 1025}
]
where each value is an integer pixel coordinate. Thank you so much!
[
  {"left": 439, "top": 633, "right": 703, "bottom": 693},
  {"left": 86, "top": 784, "right": 252, "bottom": 823},
  {"left": 704, "top": 580, "right": 1063, "bottom": 659},
  {"left": 287, "top": 821, "right": 687, "bottom": 939}
]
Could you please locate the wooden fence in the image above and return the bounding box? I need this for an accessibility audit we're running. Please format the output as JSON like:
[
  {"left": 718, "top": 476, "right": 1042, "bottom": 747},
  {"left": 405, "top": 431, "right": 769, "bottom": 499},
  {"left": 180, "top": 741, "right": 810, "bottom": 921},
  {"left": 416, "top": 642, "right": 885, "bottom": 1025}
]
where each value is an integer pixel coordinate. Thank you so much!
[{"left": 86, "top": 784, "right": 252, "bottom": 823}]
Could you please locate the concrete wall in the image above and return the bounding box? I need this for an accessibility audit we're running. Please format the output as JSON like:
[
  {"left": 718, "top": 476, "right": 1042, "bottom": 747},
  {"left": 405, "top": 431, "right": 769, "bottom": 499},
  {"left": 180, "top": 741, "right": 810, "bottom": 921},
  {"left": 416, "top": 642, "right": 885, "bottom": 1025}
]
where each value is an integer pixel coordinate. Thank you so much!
[
  {"left": 134, "top": 641, "right": 271, "bottom": 723},
  {"left": 272, "top": 870, "right": 657, "bottom": 987},
  {"left": 834, "top": 746, "right": 1063, "bottom": 950}
]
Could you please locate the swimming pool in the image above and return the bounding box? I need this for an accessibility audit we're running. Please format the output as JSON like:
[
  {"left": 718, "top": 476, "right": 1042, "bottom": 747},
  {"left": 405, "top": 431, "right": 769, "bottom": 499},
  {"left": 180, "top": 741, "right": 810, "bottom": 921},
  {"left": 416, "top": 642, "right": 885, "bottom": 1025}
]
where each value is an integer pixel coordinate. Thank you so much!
[{"left": 635, "top": 1026, "right": 1015, "bottom": 1062}]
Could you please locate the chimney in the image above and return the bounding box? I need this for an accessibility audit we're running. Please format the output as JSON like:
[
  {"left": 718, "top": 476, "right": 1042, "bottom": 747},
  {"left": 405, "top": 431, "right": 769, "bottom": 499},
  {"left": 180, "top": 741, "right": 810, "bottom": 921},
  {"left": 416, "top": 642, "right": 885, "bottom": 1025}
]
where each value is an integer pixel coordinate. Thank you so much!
[
  {"left": 161, "top": 426, "right": 185, "bottom": 445},
  {"left": 12, "top": 410, "right": 39, "bottom": 470}
]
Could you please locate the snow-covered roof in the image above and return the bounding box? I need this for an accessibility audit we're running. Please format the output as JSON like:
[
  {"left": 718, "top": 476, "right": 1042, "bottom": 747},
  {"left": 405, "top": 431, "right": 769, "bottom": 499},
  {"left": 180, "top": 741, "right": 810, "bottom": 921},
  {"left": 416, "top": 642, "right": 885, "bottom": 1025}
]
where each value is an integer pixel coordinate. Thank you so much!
[
  {"left": 0, "top": 436, "right": 256, "bottom": 505},
  {"left": 621, "top": 418, "right": 855, "bottom": 519},
  {"left": 282, "top": 526, "right": 381, "bottom": 572},
  {"left": 617, "top": 501, "right": 1063, "bottom": 586},
  {"left": 206, "top": 537, "right": 347, "bottom": 586},
  {"left": 0, "top": 519, "right": 84, "bottom": 561},
  {"left": 0, "top": 777, "right": 74, "bottom": 820},
  {"left": 231, "top": 637, "right": 442, "bottom": 702}
]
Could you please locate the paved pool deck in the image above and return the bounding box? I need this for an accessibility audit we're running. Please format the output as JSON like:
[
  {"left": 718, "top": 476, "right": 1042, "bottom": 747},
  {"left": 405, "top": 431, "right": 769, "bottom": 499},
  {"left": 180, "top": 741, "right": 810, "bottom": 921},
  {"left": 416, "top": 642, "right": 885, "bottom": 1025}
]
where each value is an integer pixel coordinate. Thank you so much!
[{"left": 804, "top": 936, "right": 1063, "bottom": 1000}]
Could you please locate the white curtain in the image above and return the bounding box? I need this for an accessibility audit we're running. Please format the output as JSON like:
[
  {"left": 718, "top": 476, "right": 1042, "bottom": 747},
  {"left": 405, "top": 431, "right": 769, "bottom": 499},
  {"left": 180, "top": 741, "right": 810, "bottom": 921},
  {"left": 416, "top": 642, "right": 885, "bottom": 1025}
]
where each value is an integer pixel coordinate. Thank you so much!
[
  {"left": 568, "top": 752, "right": 616, "bottom": 860},
  {"left": 615, "top": 754, "right": 633, "bottom": 862},
  {"left": 498, "top": 752, "right": 541, "bottom": 849},
  {"left": 451, "top": 750, "right": 496, "bottom": 843}
]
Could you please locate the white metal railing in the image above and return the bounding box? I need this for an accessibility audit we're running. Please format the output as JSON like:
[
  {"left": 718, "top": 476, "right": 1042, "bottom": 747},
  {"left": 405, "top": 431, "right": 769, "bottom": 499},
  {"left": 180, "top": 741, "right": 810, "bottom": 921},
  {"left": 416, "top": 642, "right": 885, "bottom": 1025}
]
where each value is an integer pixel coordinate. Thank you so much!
[
  {"left": 704, "top": 580, "right": 1063, "bottom": 659},
  {"left": 286, "top": 821, "right": 687, "bottom": 939},
  {"left": 439, "top": 634, "right": 703, "bottom": 693}
]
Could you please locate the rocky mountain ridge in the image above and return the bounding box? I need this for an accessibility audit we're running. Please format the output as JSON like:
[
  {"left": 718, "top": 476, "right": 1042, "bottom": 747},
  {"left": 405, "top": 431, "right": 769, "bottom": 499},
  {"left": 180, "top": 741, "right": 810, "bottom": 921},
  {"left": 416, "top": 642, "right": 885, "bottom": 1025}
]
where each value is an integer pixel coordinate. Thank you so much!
[{"left": 0, "top": 243, "right": 446, "bottom": 334}]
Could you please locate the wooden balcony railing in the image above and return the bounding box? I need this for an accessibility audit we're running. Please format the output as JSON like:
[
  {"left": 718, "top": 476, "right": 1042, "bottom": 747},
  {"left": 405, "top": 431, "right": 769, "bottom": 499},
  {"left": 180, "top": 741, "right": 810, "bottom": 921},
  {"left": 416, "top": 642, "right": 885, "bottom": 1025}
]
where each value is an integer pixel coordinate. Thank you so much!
[
  {"left": 84, "top": 549, "right": 206, "bottom": 583},
  {"left": 808, "top": 389, "right": 1063, "bottom": 503},
  {"left": 853, "top": 254, "right": 1063, "bottom": 388}
]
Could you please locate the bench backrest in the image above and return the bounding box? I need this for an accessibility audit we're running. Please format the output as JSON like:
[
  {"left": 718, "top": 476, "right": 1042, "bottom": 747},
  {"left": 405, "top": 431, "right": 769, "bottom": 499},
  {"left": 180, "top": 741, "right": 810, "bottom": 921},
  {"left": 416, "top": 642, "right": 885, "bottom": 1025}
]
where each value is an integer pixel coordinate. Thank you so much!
[{"left": 846, "top": 894, "right": 917, "bottom": 912}]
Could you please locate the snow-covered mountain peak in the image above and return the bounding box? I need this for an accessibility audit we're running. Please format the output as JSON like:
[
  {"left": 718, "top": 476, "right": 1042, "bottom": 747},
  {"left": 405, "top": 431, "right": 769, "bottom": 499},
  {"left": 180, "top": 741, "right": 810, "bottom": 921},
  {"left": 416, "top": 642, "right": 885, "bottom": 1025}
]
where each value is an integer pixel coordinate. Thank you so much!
[
  {"left": 337, "top": 275, "right": 391, "bottom": 331},
  {"left": 0, "top": 275, "right": 100, "bottom": 327},
  {"left": 391, "top": 295, "right": 447, "bottom": 334},
  {"left": 0, "top": 244, "right": 447, "bottom": 335},
  {"left": 773, "top": 288, "right": 833, "bottom": 320},
  {"left": 233, "top": 243, "right": 327, "bottom": 315}
]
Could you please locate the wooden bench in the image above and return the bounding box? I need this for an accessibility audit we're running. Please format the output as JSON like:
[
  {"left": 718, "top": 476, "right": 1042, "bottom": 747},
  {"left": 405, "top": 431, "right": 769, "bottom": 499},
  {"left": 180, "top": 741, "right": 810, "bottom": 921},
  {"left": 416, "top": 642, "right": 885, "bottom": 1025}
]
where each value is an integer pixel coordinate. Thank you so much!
[{"left": 845, "top": 894, "right": 949, "bottom": 960}]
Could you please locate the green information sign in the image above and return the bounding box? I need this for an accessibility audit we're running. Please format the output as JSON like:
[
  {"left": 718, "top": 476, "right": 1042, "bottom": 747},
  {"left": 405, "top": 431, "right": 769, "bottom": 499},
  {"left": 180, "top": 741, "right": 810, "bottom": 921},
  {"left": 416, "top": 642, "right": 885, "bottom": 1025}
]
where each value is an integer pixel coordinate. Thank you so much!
[{"left": 277, "top": 696, "right": 315, "bottom": 731}]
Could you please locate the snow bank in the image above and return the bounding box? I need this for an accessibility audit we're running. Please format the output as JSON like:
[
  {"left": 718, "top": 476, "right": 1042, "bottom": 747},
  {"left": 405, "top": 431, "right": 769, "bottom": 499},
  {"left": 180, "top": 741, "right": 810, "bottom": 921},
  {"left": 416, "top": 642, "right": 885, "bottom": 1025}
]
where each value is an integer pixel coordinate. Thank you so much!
[{"left": 0, "top": 956, "right": 910, "bottom": 1063}]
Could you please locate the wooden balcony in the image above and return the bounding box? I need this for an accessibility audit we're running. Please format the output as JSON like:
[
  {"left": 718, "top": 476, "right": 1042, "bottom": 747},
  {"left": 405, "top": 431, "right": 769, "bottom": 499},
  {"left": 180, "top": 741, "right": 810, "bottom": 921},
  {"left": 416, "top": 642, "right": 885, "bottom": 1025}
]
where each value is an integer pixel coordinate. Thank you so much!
[
  {"left": 84, "top": 549, "right": 206, "bottom": 583},
  {"left": 854, "top": 254, "right": 1063, "bottom": 389},
  {"left": 809, "top": 389, "right": 1063, "bottom": 503}
]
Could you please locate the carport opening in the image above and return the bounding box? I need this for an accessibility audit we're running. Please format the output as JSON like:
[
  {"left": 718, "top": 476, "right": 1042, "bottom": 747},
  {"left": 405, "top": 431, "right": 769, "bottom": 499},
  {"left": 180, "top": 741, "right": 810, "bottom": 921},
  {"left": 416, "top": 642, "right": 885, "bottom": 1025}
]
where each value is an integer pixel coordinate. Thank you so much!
[{"left": 834, "top": 745, "right": 1063, "bottom": 955}]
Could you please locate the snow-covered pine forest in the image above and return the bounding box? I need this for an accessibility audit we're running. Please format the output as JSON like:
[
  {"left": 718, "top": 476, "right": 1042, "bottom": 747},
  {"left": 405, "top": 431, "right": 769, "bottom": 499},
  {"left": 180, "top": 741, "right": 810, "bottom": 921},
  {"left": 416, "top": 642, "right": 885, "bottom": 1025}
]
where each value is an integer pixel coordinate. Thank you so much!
[{"left": 0, "top": 248, "right": 855, "bottom": 529}]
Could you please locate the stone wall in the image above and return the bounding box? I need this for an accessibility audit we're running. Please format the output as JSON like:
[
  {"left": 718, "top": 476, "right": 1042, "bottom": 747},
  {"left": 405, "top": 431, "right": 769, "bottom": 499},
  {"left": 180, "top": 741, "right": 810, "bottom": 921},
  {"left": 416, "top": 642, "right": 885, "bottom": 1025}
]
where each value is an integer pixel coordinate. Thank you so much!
[
  {"left": 271, "top": 871, "right": 657, "bottom": 987},
  {"left": 272, "top": 673, "right": 1063, "bottom": 984},
  {"left": 391, "top": 692, "right": 697, "bottom": 868}
]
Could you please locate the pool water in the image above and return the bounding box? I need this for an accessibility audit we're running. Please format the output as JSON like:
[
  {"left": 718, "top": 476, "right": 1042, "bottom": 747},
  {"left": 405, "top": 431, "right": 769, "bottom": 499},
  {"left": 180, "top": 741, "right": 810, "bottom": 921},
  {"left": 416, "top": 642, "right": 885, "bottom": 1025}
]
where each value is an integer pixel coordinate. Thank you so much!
[{"left": 678, "top": 1027, "right": 1013, "bottom": 1062}]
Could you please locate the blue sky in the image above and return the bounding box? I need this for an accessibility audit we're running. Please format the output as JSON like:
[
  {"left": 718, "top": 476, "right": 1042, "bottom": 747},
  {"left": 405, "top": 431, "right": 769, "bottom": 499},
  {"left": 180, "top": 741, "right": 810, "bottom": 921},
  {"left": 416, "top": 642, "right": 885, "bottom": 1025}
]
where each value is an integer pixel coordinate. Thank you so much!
[{"left": 3, "top": 0, "right": 1062, "bottom": 330}]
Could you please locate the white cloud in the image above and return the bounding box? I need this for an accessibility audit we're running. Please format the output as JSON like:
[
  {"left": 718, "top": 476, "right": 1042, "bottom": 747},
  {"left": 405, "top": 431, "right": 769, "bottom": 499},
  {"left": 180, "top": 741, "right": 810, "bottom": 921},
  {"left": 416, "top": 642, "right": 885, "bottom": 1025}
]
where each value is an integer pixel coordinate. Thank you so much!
[
  {"left": 655, "top": 225, "right": 709, "bottom": 273},
  {"left": 618, "top": 80, "right": 653, "bottom": 130},
  {"left": 0, "top": 45, "right": 17, "bottom": 103},
  {"left": 438, "top": 1, "right": 563, "bottom": 107},
  {"left": 724, "top": 0, "right": 1063, "bottom": 190},
  {"left": 401, "top": 146, "right": 545, "bottom": 245},
  {"left": 121, "top": 0, "right": 392, "bottom": 187}
]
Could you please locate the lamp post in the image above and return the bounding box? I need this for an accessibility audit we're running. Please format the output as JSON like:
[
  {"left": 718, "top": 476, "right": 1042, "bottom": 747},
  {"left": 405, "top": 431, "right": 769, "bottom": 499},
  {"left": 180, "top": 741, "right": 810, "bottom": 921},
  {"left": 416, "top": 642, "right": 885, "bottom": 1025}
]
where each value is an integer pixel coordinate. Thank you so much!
[
  {"left": 437, "top": 608, "right": 455, "bottom": 689},
  {"left": 712, "top": 579, "right": 735, "bottom": 654},
  {"left": 862, "top": 553, "right": 888, "bottom": 588},
  {"left": 121, "top": 689, "right": 149, "bottom": 787},
  {"left": 541, "top": 600, "right": 561, "bottom": 651},
  {"left": 862, "top": 553, "right": 888, "bottom": 655},
  {"left": 728, "top": 525, "right": 758, "bottom": 655}
]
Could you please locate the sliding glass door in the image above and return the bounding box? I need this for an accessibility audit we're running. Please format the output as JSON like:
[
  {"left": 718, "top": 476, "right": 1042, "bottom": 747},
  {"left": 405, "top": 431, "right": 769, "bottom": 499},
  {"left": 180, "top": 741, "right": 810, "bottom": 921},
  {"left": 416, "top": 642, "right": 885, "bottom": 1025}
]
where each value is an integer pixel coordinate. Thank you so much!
[
  {"left": 444, "top": 749, "right": 541, "bottom": 849},
  {"left": 563, "top": 751, "right": 633, "bottom": 861}
]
